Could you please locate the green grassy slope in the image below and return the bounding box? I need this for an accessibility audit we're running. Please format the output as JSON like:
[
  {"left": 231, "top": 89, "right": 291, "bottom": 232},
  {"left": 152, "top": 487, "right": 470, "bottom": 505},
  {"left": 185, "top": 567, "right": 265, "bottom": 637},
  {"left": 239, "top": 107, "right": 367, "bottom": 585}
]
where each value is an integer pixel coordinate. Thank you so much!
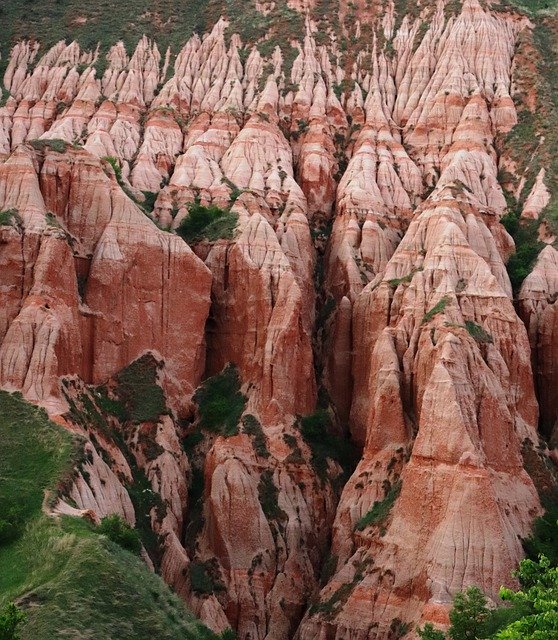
[
  {"left": 0, "top": 390, "right": 215, "bottom": 640},
  {"left": 0, "top": 0, "right": 307, "bottom": 79},
  {"left": 1, "top": 0, "right": 213, "bottom": 57}
]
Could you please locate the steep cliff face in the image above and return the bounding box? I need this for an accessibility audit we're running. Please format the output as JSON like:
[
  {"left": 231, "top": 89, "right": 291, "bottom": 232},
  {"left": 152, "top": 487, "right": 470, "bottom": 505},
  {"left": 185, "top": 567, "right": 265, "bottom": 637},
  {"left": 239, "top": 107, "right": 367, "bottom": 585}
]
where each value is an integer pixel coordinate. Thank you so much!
[{"left": 1, "top": 0, "right": 558, "bottom": 637}]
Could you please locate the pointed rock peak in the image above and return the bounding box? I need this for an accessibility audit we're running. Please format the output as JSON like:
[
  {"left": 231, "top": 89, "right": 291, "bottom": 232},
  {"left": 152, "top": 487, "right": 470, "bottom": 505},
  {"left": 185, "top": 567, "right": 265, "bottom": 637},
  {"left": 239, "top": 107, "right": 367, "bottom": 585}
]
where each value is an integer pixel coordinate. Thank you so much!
[
  {"left": 255, "top": 76, "right": 280, "bottom": 114},
  {"left": 230, "top": 33, "right": 242, "bottom": 50},
  {"left": 519, "top": 244, "right": 558, "bottom": 300},
  {"left": 35, "top": 40, "right": 68, "bottom": 68},
  {"left": 537, "top": 243, "right": 558, "bottom": 266},
  {"left": 206, "top": 17, "right": 229, "bottom": 41},
  {"left": 460, "top": 0, "right": 485, "bottom": 16},
  {"left": 459, "top": 92, "right": 490, "bottom": 122},
  {"left": 107, "top": 42, "right": 129, "bottom": 70},
  {"left": 521, "top": 168, "right": 551, "bottom": 220}
]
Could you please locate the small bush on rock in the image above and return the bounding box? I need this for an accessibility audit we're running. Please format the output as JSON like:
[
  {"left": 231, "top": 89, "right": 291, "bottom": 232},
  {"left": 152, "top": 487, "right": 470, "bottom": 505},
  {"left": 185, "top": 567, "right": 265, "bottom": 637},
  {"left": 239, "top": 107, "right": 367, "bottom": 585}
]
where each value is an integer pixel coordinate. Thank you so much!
[
  {"left": 194, "top": 365, "right": 246, "bottom": 436},
  {"left": 97, "top": 514, "right": 142, "bottom": 555},
  {"left": 177, "top": 200, "right": 238, "bottom": 244}
]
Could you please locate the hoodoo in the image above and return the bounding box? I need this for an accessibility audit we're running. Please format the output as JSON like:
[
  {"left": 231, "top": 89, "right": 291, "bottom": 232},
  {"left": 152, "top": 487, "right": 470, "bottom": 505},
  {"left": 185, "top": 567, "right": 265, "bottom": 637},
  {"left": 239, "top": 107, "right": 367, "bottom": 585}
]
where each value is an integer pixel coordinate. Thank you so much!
[{"left": 0, "top": 0, "right": 557, "bottom": 638}]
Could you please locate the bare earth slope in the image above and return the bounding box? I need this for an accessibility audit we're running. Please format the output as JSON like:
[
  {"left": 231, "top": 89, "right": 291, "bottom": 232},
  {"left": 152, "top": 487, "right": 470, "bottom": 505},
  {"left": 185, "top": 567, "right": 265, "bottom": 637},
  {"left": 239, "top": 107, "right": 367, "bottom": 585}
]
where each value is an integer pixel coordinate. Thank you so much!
[{"left": 1, "top": 0, "right": 558, "bottom": 637}]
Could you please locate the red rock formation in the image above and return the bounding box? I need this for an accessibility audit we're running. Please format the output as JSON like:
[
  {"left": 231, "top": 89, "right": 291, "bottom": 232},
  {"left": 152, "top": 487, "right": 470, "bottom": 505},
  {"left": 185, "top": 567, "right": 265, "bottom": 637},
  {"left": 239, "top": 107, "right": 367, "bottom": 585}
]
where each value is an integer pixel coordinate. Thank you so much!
[
  {"left": 520, "top": 246, "right": 558, "bottom": 447},
  {"left": 0, "top": 144, "right": 211, "bottom": 414},
  {"left": 300, "top": 188, "right": 541, "bottom": 638},
  {"left": 1, "top": 0, "right": 556, "bottom": 637}
]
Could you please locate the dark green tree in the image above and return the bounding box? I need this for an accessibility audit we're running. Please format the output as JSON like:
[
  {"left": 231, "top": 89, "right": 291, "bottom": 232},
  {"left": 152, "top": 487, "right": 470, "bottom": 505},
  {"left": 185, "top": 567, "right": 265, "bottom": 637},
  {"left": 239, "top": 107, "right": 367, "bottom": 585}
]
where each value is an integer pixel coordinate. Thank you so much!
[
  {"left": 449, "top": 586, "right": 491, "bottom": 640},
  {"left": 417, "top": 622, "right": 446, "bottom": 640}
]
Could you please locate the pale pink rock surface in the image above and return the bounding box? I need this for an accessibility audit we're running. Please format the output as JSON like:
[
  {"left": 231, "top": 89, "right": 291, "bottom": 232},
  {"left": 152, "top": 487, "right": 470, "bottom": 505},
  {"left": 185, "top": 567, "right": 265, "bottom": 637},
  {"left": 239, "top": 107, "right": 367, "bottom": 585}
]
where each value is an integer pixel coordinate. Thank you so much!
[{"left": 520, "top": 246, "right": 558, "bottom": 446}]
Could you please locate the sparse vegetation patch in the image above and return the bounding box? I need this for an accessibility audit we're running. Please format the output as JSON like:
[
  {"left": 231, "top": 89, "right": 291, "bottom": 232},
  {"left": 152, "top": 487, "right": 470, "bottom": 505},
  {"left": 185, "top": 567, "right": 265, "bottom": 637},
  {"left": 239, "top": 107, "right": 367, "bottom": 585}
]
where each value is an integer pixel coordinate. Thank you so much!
[
  {"left": 0, "top": 210, "right": 21, "bottom": 227},
  {"left": 194, "top": 365, "right": 246, "bottom": 436},
  {"left": 177, "top": 200, "right": 238, "bottom": 244},
  {"left": 465, "top": 321, "right": 494, "bottom": 344},
  {"left": 355, "top": 480, "right": 401, "bottom": 531},
  {"left": 189, "top": 559, "right": 226, "bottom": 596},
  {"left": 258, "top": 470, "right": 286, "bottom": 522},
  {"left": 422, "top": 295, "right": 451, "bottom": 324},
  {"left": 242, "top": 415, "right": 269, "bottom": 458},
  {"left": 29, "top": 138, "right": 68, "bottom": 153}
]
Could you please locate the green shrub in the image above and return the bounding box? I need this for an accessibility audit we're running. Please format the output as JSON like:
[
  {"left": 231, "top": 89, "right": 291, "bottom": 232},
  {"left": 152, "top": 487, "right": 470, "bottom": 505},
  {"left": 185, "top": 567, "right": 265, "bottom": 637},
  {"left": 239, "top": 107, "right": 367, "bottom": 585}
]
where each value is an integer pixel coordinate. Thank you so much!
[
  {"left": 141, "top": 191, "right": 158, "bottom": 213},
  {"left": 465, "top": 321, "right": 493, "bottom": 344},
  {"left": 417, "top": 623, "right": 445, "bottom": 640},
  {"left": 221, "top": 177, "right": 243, "bottom": 203},
  {"left": 0, "top": 210, "right": 21, "bottom": 227},
  {"left": 309, "top": 581, "right": 355, "bottom": 616},
  {"left": 93, "top": 387, "right": 127, "bottom": 422},
  {"left": 495, "top": 555, "right": 558, "bottom": 638},
  {"left": 422, "top": 295, "right": 451, "bottom": 324},
  {"left": 448, "top": 587, "right": 491, "bottom": 640},
  {"left": 97, "top": 514, "right": 142, "bottom": 555},
  {"left": 189, "top": 559, "right": 225, "bottom": 595},
  {"left": 138, "top": 427, "right": 165, "bottom": 461},
  {"left": 416, "top": 583, "right": 532, "bottom": 639},
  {"left": 102, "top": 155, "right": 124, "bottom": 183},
  {"left": 0, "top": 603, "right": 26, "bottom": 640},
  {"left": 523, "top": 505, "right": 558, "bottom": 566},
  {"left": 242, "top": 415, "right": 269, "bottom": 458},
  {"left": 500, "top": 211, "right": 544, "bottom": 292},
  {"left": 45, "top": 212, "right": 63, "bottom": 228},
  {"left": 258, "top": 470, "right": 286, "bottom": 522},
  {"left": 115, "top": 354, "right": 167, "bottom": 423},
  {"left": 29, "top": 138, "right": 68, "bottom": 153},
  {"left": 299, "top": 410, "right": 358, "bottom": 481},
  {"left": 194, "top": 365, "right": 246, "bottom": 437},
  {"left": 309, "top": 560, "right": 370, "bottom": 618},
  {"left": 124, "top": 468, "right": 166, "bottom": 566},
  {"left": 355, "top": 480, "right": 401, "bottom": 531},
  {"left": 182, "top": 430, "right": 204, "bottom": 452},
  {"left": 177, "top": 200, "right": 238, "bottom": 244},
  {"left": 388, "top": 272, "right": 415, "bottom": 287},
  {"left": 283, "top": 433, "right": 304, "bottom": 464}
]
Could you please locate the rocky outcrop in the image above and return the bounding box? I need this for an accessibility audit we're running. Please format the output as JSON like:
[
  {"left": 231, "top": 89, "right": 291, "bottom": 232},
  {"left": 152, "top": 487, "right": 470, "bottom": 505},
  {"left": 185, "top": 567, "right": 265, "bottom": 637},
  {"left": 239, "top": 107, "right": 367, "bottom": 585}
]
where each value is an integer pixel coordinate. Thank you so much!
[
  {"left": 300, "top": 185, "right": 541, "bottom": 638},
  {"left": 0, "top": 144, "right": 211, "bottom": 414},
  {"left": 1, "top": 0, "right": 556, "bottom": 637},
  {"left": 519, "top": 246, "right": 558, "bottom": 447}
]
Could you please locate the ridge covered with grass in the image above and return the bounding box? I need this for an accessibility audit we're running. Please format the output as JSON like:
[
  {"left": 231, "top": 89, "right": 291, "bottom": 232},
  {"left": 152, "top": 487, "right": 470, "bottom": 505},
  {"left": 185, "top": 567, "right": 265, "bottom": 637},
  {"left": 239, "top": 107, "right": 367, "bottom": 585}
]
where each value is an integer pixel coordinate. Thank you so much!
[{"left": 0, "top": 390, "right": 216, "bottom": 640}]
